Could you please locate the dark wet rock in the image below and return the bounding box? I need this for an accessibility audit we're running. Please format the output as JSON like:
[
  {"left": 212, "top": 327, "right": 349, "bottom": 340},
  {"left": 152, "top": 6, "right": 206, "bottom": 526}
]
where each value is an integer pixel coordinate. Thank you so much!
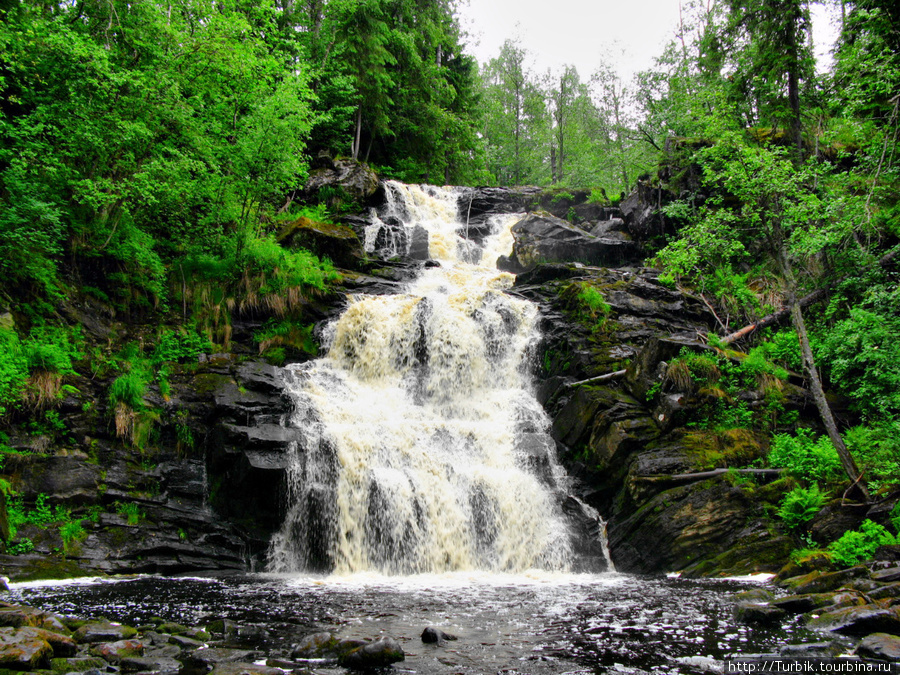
[
  {"left": 51, "top": 656, "right": 107, "bottom": 672},
  {"left": 277, "top": 216, "right": 364, "bottom": 270},
  {"left": 338, "top": 637, "right": 405, "bottom": 670},
  {"left": 89, "top": 639, "right": 144, "bottom": 663},
  {"left": 186, "top": 647, "right": 259, "bottom": 668},
  {"left": 875, "top": 546, "right": 900, "bottom": 562},
  {"left": 498, "top": 213, "right": 640, "bottom": 273},
  {"left": 733, "top": 588, "right": 775, "bottom": 603},
  {"left": 870, "top": 584, "right": 900, "bottom": 601},
  {"left": 155, "top": 622, "right": 189, "bottom": 636},
  {"left": 208, "top": 663, "right": 284, "bottom": 675},
  {"left": 15, "top": 626, "right": 77, "bottom": 657},
  {"left": 856, "top": 633, "right": 900, "bottom": 661},
  {"left": 772, "top": 594, "right": 834, "bottom": 614},
  {"left": 0, "top": 626, "right": 54, "bottom": 669},
  {"left": 733, "top": 602, "right": 786, "bottom": 624},
  {"left": 873, "top": 567, "right": 900, "bottom": 583},
  {"left": 74, "top": 624, "right": 138, "bottom": 645},
  {"left": 779, "top": 642, "right": 847, "bottom": 658},
  {"left": 807, "top": 606, "right": 900, "bottom": 635},
  {"left": 421, "top": 627, "right": 458, "bottom": 644},
  {"left": 0, "top": 605, "right": 71, "bottom": 633},
  {"left": 782, "top": 567, "right": 870, "bottom": 595},
  {"left": 167, "top": 634, "right": 205, "bottom": 650},
  {"left": 302, "top": 157, "right": 379, "bottom": 206},
  {"left": 119, "top": 655, "right": 182, "bottom": 674},
  {"left": 620, "top": 183, "right": 673, "bottom": 242}
]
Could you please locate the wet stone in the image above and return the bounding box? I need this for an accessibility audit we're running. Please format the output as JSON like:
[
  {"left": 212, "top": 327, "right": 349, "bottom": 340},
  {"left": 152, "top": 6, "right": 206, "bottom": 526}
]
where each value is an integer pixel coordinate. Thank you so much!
[
  {"left": 167, "top": 634, "right": 204, "bottom": 650},
  {"left": 733, "top": 601, "right": 786, "bottom": 624},
  {"left": 856, "top": 633, "right": 900, "bottom": 661},
  {"left": 0, "top": 626, "right": 54, "bottom": 670},
  {"left": 73, "top": 623, "right": 138, "bottom": 644},
  {"left": 779, "top": 642, "right": 846, "bottom": 658},
  {"left": 15, "top": 626, "right": 77, "bottom": 657},
  {"left": 808, "top": 606, "right": 900, "bottom": 636},
  {"left": 187, "top": 647, "right": 258, "bottom": 667},
  {"left": 290, "top": 632, "right": 337, "bottom": 659},
  {"left": 207, "top": 663, "right": 283, "bottom": 675},
  {"left": 872, "top": 567, "right": 900, "bottom": 583},
  {"left": 89, "top": 639, "right": 145, "bottom": 663},
  {"left": 119, "top": 655, "right": 182, "bottom": 674},
  {"left": 421, "top": 627, "right": 458, "bottom": 644},
  {"left": 51, "top": 656, "right": 107, "bottom": 673},
  {"left": 338, "top": 636, "right": 405, "bottom": 670}
]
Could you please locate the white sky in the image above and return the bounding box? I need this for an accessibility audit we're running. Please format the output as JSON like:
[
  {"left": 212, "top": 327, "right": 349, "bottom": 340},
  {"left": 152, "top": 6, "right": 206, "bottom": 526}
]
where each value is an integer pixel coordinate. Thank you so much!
[{"left": 455, "top": 0, "right": 842, "bottom": 83}]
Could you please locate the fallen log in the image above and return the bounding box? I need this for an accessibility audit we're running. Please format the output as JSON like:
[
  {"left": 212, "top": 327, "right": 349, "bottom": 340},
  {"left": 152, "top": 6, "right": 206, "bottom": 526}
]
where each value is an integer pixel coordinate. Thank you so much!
[
  {"left": 635, "top": 468, "right": 784, "bottom": 483},
  {"left": 563, "top": 370, "right": 627, "bottom": 389},
  {"left": 721, "top": 245, "right": 900, "bottom": 345}
]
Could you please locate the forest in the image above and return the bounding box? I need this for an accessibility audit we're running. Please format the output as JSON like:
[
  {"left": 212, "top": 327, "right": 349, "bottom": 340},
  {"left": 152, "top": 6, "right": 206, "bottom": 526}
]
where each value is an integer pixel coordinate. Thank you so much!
[{"left": 0, "top": 0, "right": 899, "bottom": 570}]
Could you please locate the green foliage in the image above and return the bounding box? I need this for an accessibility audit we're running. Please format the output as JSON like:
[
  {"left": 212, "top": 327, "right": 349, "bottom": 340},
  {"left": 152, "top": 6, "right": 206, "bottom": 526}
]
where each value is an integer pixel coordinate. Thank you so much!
[
  {"left": 829, "top": 519, "right": 898, "bottom": 567},
  {"left": 153, "top": 329, "right": 213, "bottom": 365},
  {"left": 844, "top": 422, "right": 900, "bottom": 493},
  {"left": 815, "top": 306, "right": 900, "bottom": 418},
  {"left": 108, "top": 368, "right": 151, "bottom": 410},
  {"left": 777, "top": 484, "right": 825, "bottom": 530},
  {"left": 116, "top": 501, "right": 142, "bottom": 526},
  {"left": 0, "top": 327, "right": 28, "bottom": 416},
  {"left": 59, "top": 520, "right": 86, "bottom": 553},
  {"left": 768, "top": 429, "right": 842, "bottom": 482}
]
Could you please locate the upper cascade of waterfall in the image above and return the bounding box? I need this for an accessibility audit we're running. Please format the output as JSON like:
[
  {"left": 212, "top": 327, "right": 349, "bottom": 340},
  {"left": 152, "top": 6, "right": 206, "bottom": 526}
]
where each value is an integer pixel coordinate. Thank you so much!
[{"left": 268, "top": 183, "right": 594, "bottom": 576}]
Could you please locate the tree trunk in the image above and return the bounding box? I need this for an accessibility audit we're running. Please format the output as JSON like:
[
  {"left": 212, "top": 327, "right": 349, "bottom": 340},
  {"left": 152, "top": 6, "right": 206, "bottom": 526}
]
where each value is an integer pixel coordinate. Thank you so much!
[
  {"left": 775, "top": 245, "right": 869, "bottom": 502},
  {"left": 351, "top": 107, "right": 362, "bottom": 161}
]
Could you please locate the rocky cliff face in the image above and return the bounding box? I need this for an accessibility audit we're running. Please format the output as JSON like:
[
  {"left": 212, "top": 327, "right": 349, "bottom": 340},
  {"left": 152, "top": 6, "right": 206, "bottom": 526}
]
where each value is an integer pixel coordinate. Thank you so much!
[{"left": 0, "top": 179, "right": 838, "bottom": 579}]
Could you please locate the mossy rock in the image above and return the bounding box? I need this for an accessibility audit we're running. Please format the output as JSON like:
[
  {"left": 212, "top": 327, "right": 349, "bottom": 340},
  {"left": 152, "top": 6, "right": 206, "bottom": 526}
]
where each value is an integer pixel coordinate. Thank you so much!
[
  {"left": 277, "top": 216, "right": 363, "bottom": 269},
  {"left": 681, "top": 428, "right": 767, "bottom": 471}
]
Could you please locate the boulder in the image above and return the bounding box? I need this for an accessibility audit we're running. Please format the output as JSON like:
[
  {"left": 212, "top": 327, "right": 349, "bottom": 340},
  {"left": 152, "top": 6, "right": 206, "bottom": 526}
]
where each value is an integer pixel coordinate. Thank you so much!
[
  {"left": 186, "top": 647, "right": 259, "bottom": 668},
  {"left": 872, "top": 567, "right": 900, "bottom": 583},
  {"left": 277, "top": 216, "right": 364, "bottom": 270},
  {"left": 16, "top": 626, "right": 76, "bottom": 657},
  {"left": 0, "top": 626, "right": 54, "bottom": 670},
  {"left": 120, "top": 655, "right": 182, "bottom": 674},
  {"left": 208, "top": 663, "right": 283, "bottom": 675},
  {"left": 338, "top": 637, "right": 405, "bottom": 670},
  {"left": 498, "top": 213, "right": 640, "bottom": 273},
  {"left": 73, "top": 623, "right": 138, "bottom": 644},
  {"left": 302, "top": 157, "right": 379, "bottom": 206},
  {"left": 807, "top": 606, "right": 900, "bottom": 636},
  {"left": 89, "top": 639, "right": 144, "bottom": 663},
  {"left": 733, "top": 602, "right": 786, "bottom": 624},
  {"left": 856, "top": 633, "right": 900, "bottom": 661},
  {"left": 781, "top": 567, "right": 870, "bottom": 595},
  {"left": 421, "top": 627, "right": 458, "bottom": 645}
]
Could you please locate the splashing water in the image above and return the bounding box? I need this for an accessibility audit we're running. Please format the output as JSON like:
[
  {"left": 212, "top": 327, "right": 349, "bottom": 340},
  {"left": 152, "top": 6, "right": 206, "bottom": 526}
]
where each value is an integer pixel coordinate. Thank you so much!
[{"left": 268, "top": 183, "right": 579, "bottom": 575}]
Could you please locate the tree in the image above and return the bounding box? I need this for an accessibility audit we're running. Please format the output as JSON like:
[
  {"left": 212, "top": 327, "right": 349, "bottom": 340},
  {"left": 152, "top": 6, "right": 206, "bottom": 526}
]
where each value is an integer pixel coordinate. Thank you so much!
[{"left": 657, "top": 133, "right": 870, "bottom": 500}]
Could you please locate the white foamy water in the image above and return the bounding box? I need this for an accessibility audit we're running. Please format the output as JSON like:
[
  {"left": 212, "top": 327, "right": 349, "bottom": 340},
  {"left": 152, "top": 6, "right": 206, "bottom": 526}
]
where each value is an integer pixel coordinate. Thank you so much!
[{"left": 268, "top": 183, "right": 579, "bottom": 575}]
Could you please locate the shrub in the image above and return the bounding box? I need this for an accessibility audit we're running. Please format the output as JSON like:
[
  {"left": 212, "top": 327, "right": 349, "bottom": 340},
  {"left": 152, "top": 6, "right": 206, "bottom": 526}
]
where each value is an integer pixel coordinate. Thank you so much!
[
  {"left": 777, "top": 485, "right": 825, "bottom": 530},
  {"left": 153, "top": 328, "right": 212, "bottom": 364},
  {"left": 0, "top": 328, "right": 28, "bottom": 416},
  {"left": 768, "top": 429, "right": 842, "bottom": 482},
  {"left": 829, "top": 520, "right": 898, "bottom": 567},
  {"left": 844, "top": 422, "right": 900, "bottom": 493}
]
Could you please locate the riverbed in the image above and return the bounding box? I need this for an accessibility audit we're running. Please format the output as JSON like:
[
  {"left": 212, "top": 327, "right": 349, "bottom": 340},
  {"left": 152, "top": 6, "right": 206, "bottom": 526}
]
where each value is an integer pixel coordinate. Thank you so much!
[{"left": 11, "top": 571, "right": 820, "bottom": 674}]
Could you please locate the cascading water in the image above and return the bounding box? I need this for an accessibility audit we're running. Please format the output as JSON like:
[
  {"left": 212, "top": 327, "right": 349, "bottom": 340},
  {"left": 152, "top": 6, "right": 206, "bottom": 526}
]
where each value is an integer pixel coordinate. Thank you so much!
[{"left": 268, "top": 181, "right": 601, "bottom": 575}]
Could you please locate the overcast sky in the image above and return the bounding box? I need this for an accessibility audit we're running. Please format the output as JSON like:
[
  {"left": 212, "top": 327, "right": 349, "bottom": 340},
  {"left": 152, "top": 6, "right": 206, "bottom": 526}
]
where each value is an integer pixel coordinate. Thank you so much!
[{"left": 455, "top": 0, "right": 842, "bottom": 82}]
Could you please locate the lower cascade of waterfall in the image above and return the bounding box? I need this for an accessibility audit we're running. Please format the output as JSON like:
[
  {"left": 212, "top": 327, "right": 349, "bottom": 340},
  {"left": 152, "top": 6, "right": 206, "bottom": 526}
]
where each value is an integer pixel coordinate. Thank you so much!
[{"left": 268, "top": 182, "right": 612, "bottom": 575}]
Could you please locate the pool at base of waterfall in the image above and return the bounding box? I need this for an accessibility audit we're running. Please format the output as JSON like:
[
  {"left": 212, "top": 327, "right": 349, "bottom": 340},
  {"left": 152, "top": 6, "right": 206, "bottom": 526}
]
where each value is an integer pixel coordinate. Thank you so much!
[{"left": 11, "top": 572, "right": 821, "bottom": 674}]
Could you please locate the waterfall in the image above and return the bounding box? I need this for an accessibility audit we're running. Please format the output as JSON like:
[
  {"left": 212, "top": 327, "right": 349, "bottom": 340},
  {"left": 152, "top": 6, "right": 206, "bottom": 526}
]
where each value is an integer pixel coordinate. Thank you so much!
[{"left": 268, "top": 182, "right": 601, "bottom": 575}]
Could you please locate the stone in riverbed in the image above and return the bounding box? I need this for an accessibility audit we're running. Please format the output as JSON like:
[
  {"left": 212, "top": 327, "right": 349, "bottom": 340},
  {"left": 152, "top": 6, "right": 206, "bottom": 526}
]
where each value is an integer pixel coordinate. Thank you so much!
[
  {"left": 872, "top": 567, "right": 900, "bottom": 583},
  {"left": 0, "top": 626, "right": 54, "bottom": 670},
  {"left": 120, "top": 655, "right": 182, "bottom": 674},
  {"left": 733, "top": 602, "right": 786, "bottom": 624},
  {"left": 73, "top": 622, "right": 138, "bottom": 644},
  {"left": 16, "top": 626, "right": 77, "bottom": 657},
  {"left": 421, "top": 627, "right": 458, "bottom": 644},
  {"left": 186, "top": 647, "right": 259, "bottom": 668},
  {"left": 90, "top": 639, "right": 144, "bottom": 663},
  {"left": 208, "top": 663, "right": 284, "bottom": 675},
  {"left": 338, "top": 636, "right": 405, "bottom": 670},
  {"left": 856, "top": 633, "right": 900, "bottom": 661},
  {"left": 807, "top": 606, "right": 900, "bottom": 636},
  {"left": 50, "top": 656, "right": 107, "bottom": 672},
  {"left": 0, "top": 605, "right": 70, "bottom": 634}
]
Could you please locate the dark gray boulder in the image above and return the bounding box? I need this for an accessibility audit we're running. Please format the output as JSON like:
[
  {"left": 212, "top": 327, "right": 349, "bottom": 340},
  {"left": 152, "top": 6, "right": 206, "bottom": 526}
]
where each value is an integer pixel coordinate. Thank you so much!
[{"left": 498, "top": 213, "right": 640, "bottom": 272}]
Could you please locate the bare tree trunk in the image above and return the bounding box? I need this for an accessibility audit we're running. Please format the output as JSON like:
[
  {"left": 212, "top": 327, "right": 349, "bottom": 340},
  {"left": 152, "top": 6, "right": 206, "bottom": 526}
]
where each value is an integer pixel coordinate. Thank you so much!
[
  {"left": 352, "top": 107, "right": 362, "bottom": 161},
  {"left": 775, "top": 244, "right": 869, "bottom": 502}
]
